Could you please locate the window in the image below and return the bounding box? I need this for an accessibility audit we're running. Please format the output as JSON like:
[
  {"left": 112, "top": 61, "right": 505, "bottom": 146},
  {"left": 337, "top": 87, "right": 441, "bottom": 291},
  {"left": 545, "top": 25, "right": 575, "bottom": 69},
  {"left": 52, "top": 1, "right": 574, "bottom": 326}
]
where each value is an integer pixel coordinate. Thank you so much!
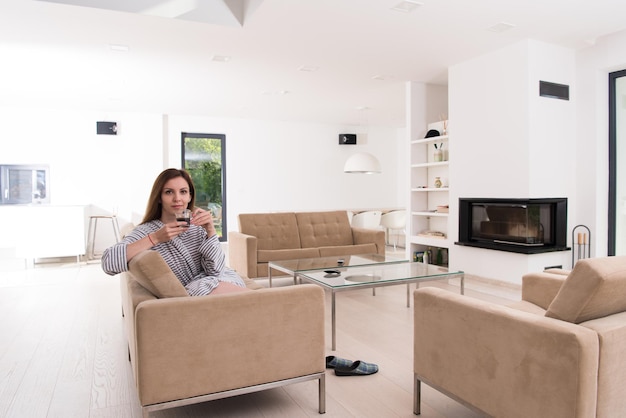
[
  {"left": 181, "top": 133, "right": 227, "bottom": 241},
  {"left": 0, "top": 164, "right": 50, "bottom": 205},
  {"left": 609, "top": 70, "right": 626, "bottom": 255}
]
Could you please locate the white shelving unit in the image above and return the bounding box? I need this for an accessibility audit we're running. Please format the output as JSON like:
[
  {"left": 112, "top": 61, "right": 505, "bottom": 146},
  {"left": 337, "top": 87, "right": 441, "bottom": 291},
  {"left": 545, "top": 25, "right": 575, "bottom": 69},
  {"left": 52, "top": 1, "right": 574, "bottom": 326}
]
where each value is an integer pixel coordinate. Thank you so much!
[{"left": 409, "top": 120, "right": 450, "bottom": 265}]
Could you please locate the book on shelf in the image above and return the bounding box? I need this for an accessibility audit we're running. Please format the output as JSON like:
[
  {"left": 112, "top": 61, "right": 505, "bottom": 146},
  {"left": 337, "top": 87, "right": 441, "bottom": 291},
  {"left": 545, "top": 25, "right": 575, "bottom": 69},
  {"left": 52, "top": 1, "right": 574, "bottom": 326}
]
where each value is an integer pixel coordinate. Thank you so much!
[{"left": 418, "top": 230, "right": 446, "bottom": 239}]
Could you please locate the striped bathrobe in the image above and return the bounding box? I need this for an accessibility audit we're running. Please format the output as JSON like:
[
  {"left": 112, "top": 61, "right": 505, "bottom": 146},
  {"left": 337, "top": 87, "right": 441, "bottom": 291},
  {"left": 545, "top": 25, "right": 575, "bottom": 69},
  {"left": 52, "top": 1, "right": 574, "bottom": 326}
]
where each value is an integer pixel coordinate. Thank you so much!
[{"left": 101, "top": 220, "right": 245, "bottom": 295}]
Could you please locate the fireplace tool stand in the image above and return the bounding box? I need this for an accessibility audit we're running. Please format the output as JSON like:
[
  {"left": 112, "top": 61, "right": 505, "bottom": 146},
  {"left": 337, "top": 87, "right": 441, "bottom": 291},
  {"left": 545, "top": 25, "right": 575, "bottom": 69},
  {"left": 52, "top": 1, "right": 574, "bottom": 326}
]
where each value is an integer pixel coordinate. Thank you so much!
[{"left": 571, "top": 224, "right": 591, "bottom": 267}]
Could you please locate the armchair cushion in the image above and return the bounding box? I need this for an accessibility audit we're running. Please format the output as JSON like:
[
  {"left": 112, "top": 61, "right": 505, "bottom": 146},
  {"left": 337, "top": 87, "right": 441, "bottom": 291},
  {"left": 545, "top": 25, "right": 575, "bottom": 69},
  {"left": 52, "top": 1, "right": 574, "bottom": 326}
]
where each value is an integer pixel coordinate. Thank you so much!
[
  {"left": 546, "top": 256, "right": 626, "bottom": 323},
  {"left": 521, "top": 271, "right": 567, "bottom": 310},
  {"left": 128, "top": 250, "right": 188, "bottom": 298}
]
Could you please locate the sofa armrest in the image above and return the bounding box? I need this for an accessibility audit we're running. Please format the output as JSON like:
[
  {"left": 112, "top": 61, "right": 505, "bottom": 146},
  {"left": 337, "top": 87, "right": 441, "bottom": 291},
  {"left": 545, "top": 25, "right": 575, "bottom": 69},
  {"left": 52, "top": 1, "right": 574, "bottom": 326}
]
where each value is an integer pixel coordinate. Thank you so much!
[
  {"left": 414, "top": 287, "right": 598, "bottom": 418},
  {"left": 351, "top": 227, "right": 386, "bottom": 255},
  {"left": 521, "top": 271, "right": 567, "bottom": 309},
  {"left": 228, "top": 231, "right": 258, "bottom": 278},
  {"left": 134, "top": 284, "right": 325, "bottom": 406}
]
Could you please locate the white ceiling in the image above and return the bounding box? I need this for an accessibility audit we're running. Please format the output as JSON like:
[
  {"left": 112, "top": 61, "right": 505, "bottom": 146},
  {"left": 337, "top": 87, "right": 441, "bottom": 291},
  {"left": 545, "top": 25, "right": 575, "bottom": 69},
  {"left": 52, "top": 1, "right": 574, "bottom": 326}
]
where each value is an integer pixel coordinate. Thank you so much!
[{"left": 2, "top": 0, "right": 626, "bottom": 127}]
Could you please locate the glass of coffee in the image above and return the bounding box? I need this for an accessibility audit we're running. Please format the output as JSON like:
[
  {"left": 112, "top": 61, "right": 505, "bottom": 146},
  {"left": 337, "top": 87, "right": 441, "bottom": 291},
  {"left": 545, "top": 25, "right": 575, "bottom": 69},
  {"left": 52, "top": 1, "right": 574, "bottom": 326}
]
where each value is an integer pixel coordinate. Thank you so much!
[{"left": 176, "top": 209, "right": 191, "bottom": 227}]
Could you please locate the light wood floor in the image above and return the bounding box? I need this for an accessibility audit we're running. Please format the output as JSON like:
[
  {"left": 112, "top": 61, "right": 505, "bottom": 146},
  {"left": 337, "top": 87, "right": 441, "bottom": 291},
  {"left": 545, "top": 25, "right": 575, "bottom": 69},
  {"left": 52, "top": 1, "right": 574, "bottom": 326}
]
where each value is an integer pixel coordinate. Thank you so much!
[{"left": 0, "top": 251, "right": 520, "bottom": 418}]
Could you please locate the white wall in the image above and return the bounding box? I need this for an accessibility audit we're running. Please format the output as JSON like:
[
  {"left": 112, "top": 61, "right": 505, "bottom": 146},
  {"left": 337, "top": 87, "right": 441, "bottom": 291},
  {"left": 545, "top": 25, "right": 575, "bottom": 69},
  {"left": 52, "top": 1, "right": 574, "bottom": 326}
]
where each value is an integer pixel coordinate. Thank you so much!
[
  {"left": 0, "top": 106, "right": 403, "bottom": 257},
  {"left": 576, "top": 29, "right": 626, "bottom": 258},
  {"left": 0, "top": 106, "right": 164, "bottom": 255},
  {"left": 448, "top": 40, "right": 575, "bottom": 283},
  {"left": 166, "top": 115, "right": 403, "bottom": 237},
  {"left": 0, "top": 107, "right": 163, "bottom": 216},
  {"left": 5, "top": 29, "right": 626, "bottom": 280}
]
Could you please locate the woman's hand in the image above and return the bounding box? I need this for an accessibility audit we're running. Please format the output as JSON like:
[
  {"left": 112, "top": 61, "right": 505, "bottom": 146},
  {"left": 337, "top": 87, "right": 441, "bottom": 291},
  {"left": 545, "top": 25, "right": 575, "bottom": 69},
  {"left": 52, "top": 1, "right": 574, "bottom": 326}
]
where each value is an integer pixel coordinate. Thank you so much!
[
  {"left": 151, "top": 220, "right": 191, "bottom": 243},
  {"left": 125, "top": 220, "right": 188, "bottom": 262},
  {"left": 191, "top": 208, "right": 217, "bottom": 237}
]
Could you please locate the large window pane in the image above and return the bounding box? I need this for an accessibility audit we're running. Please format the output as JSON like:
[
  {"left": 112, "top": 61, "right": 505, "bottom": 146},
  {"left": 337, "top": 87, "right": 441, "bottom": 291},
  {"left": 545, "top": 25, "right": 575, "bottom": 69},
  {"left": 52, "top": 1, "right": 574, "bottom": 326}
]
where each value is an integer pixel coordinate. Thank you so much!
[
  {"left": 181, "top": 133, "right": 227, "bottom": 242},
  {"left": 609, "top": 70, "right": 626, "bottom": 255}
]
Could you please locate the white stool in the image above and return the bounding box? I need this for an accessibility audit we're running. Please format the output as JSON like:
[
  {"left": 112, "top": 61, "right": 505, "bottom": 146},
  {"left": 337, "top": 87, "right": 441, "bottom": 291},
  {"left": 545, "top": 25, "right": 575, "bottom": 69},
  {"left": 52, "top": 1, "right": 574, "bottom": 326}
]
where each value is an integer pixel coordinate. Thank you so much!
[{"left": 87, "top": 215, "right": 121, "bottom": 259}]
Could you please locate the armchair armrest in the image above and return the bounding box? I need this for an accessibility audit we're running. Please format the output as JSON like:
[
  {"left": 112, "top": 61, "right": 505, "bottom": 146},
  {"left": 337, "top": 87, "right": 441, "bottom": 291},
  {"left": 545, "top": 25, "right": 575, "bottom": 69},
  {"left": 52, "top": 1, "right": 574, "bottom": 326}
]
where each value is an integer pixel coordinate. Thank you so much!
[
  {"left": 351, "top": 227, "right": 386, "bottom": 255},
  {"left": 521, "top": 271, "right": 567, "bottom": 309},
  {"left": 134, "top": 284, "right": 325, "bottom": 406},
  {"left": 414, "top": 287, "right": 598, "bottom": 418},
  {"left": 228, "top": 231, "right": 258, "bottom": 278}
]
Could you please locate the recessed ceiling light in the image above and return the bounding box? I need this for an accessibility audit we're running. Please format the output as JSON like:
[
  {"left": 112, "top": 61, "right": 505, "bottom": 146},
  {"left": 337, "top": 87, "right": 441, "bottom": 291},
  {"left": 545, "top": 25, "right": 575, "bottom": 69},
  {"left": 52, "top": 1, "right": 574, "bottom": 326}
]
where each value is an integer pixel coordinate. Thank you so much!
[
  {"left": 298, "top": 65, "right": 319, "bottom": 72},
  {"left": 356, "top": 106, "right": 370, "bottom": 111},
  {"left": 391, "top": 1, "right": 423, "bottom": 13},
  {"left": 372, "top": 75, "right": 394, "bottom": 81},
  {"left": 109, "top": 44, "right": 129, "bottom": 52},
  {"left": 211, "top": 55, "right": 231, "bottom": 62},
  {"left": 487, "top": 22, "right": 516, "bottom": 33}
]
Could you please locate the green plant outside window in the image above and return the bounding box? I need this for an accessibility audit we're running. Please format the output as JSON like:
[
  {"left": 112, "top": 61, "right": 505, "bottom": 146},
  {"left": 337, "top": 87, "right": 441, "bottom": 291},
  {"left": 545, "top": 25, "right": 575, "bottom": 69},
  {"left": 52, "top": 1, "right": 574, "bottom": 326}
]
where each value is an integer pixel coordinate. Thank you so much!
[{"left": 181, "top": 133, "right": 227, "bottom": 241}]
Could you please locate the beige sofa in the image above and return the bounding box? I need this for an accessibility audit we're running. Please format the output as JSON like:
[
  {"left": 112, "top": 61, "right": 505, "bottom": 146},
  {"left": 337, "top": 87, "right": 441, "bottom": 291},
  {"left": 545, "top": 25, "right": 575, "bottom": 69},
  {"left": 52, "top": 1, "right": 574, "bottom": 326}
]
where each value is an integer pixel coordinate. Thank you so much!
[
  {"left": 228, "top": 210, "right": 386, "bottom": 278},
  {"left": 120, "top": 250, "right": 326, "bottom": 418},
  {"left": 413, "top": 256, "right": 626, "bottom": 417}
]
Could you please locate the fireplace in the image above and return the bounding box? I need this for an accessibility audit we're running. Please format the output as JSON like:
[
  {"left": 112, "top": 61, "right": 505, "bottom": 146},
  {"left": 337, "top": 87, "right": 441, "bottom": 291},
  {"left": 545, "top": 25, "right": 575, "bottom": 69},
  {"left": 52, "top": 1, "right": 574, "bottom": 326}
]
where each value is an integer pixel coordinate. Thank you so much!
[{"left": 456, "top": 198, "right": 569, "bottom": 254}]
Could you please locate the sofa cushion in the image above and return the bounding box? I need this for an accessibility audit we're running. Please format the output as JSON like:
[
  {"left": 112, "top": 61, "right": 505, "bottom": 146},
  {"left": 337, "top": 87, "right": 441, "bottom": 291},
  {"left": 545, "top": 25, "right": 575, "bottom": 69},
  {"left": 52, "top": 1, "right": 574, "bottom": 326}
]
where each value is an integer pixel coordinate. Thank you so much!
[
  {"left": 318, "top": 243, "right": 378, "bottom": 257},
  {"left": 238, "top": 212, "right": 302, "bottom": 250},
  {"left": 546, "top": 256, "right": 626, "bottom": 323},
  {"left": 128, "top": 250, "right": 189, "bottom": 298},
  {"left": 296, "top": 211, "right": 353, "bottom": 249},
  {"left": 257, "top": 247, "right": 320, "bottom": 263}
]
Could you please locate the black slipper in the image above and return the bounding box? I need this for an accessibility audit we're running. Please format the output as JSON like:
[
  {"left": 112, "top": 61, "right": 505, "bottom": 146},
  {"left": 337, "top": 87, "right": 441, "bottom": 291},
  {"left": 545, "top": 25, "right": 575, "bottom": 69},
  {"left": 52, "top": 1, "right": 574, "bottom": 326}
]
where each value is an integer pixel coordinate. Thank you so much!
[
  {"left": 334, "top": 360, "right": 378, "bottom": 376},
  {"left": 325, "top": 355, "right": 353, "bottom": 369}
]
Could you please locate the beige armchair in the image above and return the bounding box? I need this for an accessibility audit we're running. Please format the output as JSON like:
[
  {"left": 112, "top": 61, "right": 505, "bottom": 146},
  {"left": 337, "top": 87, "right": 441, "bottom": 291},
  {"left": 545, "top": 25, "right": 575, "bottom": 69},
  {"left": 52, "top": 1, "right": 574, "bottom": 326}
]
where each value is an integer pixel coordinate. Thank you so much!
[
  {"left": 120, "top": 250, "right": 326, "bottom": 417},
  {"left": 413, "top": 256, "right": 626, "bottom": 417}
]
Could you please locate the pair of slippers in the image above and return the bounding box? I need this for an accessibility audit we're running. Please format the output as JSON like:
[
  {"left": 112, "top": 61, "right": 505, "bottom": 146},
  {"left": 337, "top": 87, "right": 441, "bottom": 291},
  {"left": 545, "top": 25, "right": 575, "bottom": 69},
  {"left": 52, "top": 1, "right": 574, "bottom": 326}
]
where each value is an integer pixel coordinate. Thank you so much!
[{"left": 325, "top": 355, "right": 378, "bottom": 376}]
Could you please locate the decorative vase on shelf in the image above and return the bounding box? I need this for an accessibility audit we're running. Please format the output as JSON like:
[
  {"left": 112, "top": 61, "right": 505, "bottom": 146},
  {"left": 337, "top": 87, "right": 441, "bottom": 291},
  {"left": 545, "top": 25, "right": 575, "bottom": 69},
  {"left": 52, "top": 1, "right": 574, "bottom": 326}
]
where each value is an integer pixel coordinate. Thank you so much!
[
  {"left": 433, "top": 143, "right": 444, "bottom": 162},
  {"left": 434, "top": 177, "right": 442, "bottom": 188}
]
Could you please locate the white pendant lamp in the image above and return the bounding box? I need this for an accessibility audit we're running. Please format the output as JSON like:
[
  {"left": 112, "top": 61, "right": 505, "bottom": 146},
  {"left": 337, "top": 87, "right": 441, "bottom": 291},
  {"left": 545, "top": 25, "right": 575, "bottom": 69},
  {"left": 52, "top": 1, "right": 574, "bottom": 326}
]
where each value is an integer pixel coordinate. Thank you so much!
[{"left": 344, "top": 152, "right": 382, "bottom": 174}]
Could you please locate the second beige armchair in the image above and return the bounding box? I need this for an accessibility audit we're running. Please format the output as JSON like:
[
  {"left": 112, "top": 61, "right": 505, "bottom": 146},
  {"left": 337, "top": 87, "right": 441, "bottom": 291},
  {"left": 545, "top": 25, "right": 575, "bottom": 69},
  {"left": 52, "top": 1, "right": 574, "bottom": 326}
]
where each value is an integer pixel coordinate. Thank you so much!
[{"left": 413, "top": 256, "right": 626, "bottom": 417}]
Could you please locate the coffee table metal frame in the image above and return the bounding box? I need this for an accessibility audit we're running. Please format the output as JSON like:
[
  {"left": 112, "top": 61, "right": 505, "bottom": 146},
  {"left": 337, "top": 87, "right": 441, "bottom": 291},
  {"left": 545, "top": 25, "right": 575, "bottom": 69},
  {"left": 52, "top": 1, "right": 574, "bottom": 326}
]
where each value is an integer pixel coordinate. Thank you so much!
[{"left": 296, "top": 263, "right": 464, "bottom": 350}]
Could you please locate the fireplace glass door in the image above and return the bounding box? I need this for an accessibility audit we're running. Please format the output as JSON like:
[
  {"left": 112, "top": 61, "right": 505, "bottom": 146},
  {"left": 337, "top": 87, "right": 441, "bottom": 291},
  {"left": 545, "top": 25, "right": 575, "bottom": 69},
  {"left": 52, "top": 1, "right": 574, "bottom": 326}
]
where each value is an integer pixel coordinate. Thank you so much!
[
  {"left": 471, "top": 203, "right": 549, "bottom": 246},
  {"left": 457, "top": 198, "right": 567, "bottom": 254}
]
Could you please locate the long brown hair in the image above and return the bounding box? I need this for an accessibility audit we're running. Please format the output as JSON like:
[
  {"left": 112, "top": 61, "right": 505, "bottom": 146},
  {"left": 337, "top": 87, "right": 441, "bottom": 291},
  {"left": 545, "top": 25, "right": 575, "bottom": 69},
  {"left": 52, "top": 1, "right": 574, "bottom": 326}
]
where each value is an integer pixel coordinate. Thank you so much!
[{"left": 142, "top": 168, "right": 196, "bottom": 223}]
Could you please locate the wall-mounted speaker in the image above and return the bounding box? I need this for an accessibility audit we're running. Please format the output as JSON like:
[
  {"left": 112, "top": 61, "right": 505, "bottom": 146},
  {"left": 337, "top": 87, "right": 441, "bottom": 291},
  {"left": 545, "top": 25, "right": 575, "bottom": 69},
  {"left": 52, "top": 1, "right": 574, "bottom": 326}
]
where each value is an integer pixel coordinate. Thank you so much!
[
  {"left": 539, "top": 81, "right": 569, "bottom": 101},
  {"left": 97, "top": 121, "right": 118, "bottom": 135},
  {"left": 339, "top": 133, "right": 356, "bottom": 145}
]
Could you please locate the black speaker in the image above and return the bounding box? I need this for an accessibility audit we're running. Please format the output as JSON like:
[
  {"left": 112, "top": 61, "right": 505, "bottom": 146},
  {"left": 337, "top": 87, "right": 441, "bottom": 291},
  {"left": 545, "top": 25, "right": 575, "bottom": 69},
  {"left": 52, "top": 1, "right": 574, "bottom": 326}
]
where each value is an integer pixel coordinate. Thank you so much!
[
  {"left": 97, "top": 121, "right": 118, "bottom": 135},
  {"left": 339, "top": 133, "right": 356, "bottom": 145},
  {"left": 539, "top": 81, "right": 569, "bottom": 101}
]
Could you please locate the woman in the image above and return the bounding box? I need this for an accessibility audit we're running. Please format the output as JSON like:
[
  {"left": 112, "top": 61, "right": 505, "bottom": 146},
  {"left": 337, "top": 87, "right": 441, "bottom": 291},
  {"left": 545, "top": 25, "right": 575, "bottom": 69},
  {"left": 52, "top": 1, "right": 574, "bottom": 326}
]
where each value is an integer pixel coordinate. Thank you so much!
[{"left": 101, "top": 168, "right": 247, "bottom": 295}]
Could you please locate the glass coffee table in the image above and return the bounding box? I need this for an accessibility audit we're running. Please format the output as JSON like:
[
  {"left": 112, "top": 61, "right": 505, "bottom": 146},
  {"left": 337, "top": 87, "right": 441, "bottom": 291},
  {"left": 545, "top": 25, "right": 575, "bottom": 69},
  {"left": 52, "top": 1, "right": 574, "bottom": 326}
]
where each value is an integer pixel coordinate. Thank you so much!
[
  {"left": 267, "top": 253, "right": 408, "bottom": 287},
  {"left": 296, "top": 263, "right": 464, "bottom": 350}
]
